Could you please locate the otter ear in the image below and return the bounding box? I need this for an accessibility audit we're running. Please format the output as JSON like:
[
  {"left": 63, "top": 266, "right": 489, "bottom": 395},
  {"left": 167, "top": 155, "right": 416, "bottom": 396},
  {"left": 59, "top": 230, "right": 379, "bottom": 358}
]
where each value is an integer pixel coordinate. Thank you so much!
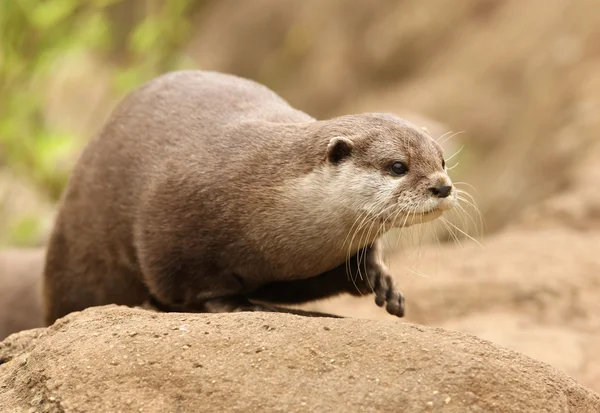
[
  {"left": 421, "top": 126, "right": 430, "bottom": 135},
  {"left": 327, "top": 136, "right": 354, "bottom": 164}
]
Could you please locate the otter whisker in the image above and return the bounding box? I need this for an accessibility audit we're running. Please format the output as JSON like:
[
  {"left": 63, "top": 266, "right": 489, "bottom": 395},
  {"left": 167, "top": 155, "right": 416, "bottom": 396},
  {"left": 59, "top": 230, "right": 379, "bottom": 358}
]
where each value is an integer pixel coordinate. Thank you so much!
[
  {"left": 431, "top": 215, "right": 442, "bottom": 277},
  {"left": 380, "top": 199, "right": 404, "bottom": 253},
  {"left": 394, "top": 203, "right": 414, "bottom": 250},
  {"left": 392, "top": 201, "right": 419, "bottom": 258},
  {"left": 445, "top": 145, "right": 464, "bottom": 163},
  {"left": 342, "top": 208, "right": 370, "bottom": 291},
  {"left": 454, "top": 188, "right": 482, "bottom": 217},
  {"left": 455, "top": 199, "right": 481, "bottom": 236},
  {"left": 390, "top": 203, "right": 409, "bottom": 249},
  {"left": 356, "top": 216, "right": 390, "bottom": 291},
  {"left": 403, "top": 266, "right": 433, "bottom": 279},
  {"left": 452, "top": 203, "right": 472, "bottom": 235},
  {"left": 456, "top": 195, "right": 482, "bottom": 220},
  {"left": 394, "top": 200, "right": 432, "bottom": 279},
  {"left": 343, "top": 198, "right": 390, "bottom": 290},
  {"left": 439, "top": 130, "right": 465, "bottom": 146},
  {"left": 343, "top": 201, "right": 382, "bottom": 259},
  {"left": 435, "top": 130, "right": 463, "bottom": 146},
  {"left": 447, "top": 162, "right": 460, "bottom": 171},
  {"left": 455, "top": 194, "right": 478, "bottom": 210},
  {"left": 358, "top": 200, "right": 395, "bottom": 286},
  {"left": 445, "top": 195, "right": 470, "bottom": 231},
  {"left": 397, "top": 202, "right": 440, "bottom": 280},
  {"left": 453, "top": 181, "right": 480, "bottom": 195},
  {"left": 383, "top": 227, "right": 395, "bottom": 254},
  {"left": 356, "top": 216, "right": 372, "bottom": 284},
  {"left": 390, "top": 211, "right": 406, "bottom": 251},
  {"left": 347, "top": 211, "right": 372, "bottom": 284},
  {"left": 407, "top": 200, "right": 424, "bottom": 262},
  {"left": 415, "top": 200, "right": 429, "bottom": 268},
  {"left": 455, "top": 190, "right": 485, "bottom": 231},
  {"left": 436, "top": 130, "right": 453, "bottom": 143},
  {"left": 440, "top": 216, "right": 462, "bottom": 247},
  {"left": 454, "top": 187, "right": 479, "bottom": 204},
  {"left": 343, "top": 210, "right": 368, "bottom": 260},
  {"left": 359, "top": 211, "right": 383, "bottom": 292},
  {"left": 441, "top": 217, "right": 483, "bottom": 249}
]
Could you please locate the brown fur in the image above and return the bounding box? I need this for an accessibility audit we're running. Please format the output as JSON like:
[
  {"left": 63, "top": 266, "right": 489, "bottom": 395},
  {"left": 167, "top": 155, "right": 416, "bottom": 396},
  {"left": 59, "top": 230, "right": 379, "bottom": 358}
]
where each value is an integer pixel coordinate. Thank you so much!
[{"left": 43, "top": 70, "right": 454, "bottom": 325}]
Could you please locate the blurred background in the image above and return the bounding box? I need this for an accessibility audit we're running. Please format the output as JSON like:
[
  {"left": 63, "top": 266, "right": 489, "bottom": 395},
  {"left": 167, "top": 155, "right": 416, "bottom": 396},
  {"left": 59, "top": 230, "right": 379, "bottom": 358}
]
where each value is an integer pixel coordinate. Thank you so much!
[{"left": 1, "top": 0, "right": 600, "bottom": 392}]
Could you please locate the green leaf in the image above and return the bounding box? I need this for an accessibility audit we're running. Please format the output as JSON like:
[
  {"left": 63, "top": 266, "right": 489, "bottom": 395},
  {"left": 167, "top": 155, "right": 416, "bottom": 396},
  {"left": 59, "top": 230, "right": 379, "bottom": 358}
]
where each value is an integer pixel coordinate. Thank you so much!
[
  {"left": 77, "top": 10, "right": 112, "bottom": 50},
  {"left": 32, "top": 131, "right": 78, "bottom": 173},
  {"left": 90, "top": 0, "right": 122, "bottom": 7},
  {"left": 113, "top": 67, "right": 146, "bottom": 94},
  {"left": 28, "top": 0, "right": 78, "bottom": 30},
  {"left": 129, "top": 17, "right": 161, "bottom": 55},
  {"left": 7, "top": 214, "right": 42, "bottom": 246}
]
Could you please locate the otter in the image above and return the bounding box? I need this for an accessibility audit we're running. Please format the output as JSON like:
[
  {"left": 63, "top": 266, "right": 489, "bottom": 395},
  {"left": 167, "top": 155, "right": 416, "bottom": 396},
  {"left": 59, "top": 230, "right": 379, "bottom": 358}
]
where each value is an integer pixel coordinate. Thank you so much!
[{"left": 42, "top": 70, "right": 457, "bottom": 325}]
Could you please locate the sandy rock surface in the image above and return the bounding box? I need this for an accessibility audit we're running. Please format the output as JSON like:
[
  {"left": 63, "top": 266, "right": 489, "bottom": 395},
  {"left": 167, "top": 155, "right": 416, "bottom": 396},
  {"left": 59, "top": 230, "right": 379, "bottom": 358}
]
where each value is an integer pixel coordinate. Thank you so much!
[{"left": 1, "top": 306, "right": 599, "bottom": 413}]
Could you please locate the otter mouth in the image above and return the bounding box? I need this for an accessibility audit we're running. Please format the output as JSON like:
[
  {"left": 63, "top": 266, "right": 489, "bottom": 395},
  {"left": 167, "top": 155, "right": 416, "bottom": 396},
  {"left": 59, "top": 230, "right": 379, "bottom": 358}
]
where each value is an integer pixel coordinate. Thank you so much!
[
  {"left": 409, "top": 206, "right": 440, "bottom": 216},
  {"left": 414, "top": 197, "right": 456, "bottom": 216},
  {"left": 376, "top": 198, "right": 456, "bottom": 228},
  {"left": 377, "top": 207, "right": 442, "bottom": 227}
]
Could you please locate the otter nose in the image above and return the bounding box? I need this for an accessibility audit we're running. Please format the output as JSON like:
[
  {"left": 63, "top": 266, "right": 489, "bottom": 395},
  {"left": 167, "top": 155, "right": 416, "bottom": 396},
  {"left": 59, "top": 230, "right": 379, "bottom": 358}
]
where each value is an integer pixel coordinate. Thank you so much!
[{"left": 430, "top": 185, "right": 452, "bottom": 198}]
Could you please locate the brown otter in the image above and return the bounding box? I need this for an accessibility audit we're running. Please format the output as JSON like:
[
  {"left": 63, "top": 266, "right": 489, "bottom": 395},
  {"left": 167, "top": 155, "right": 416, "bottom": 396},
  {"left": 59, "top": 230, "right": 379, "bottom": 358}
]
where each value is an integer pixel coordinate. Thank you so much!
[{"left": 42, "top": 70, "right": 457, "bottom": 325}]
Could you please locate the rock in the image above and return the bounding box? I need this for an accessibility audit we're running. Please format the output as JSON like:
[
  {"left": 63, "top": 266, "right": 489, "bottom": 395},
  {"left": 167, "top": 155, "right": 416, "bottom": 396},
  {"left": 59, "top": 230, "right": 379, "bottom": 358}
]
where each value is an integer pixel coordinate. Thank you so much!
[
  {"left": 515, "top": 141, "right": 600, "bottom": 232},
  {"left": 0, "top": 306, "right": 599, "bottom": 412}
]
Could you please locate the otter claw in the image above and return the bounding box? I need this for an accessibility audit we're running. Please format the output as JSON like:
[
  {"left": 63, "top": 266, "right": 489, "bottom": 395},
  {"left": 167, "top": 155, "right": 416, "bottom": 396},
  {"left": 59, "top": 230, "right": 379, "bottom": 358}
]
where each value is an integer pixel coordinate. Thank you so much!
[
  {"left": 373, "top": 273, "right": 386, "bottom": 306},
  {"left": 371, "top": 272, "right": 405, "bottom": 317},
  {"left": 385, "top": 290, "right": 405, "bottom": 317},
  {"left": 351, "top": 242, "right": 406, "bottom": 318}
]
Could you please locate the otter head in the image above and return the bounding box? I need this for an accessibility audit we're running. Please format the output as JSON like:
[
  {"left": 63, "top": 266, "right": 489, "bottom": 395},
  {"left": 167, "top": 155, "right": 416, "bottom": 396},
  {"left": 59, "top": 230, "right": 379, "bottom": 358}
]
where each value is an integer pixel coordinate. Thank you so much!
[{"left": 324, "top": 113, "right": 457, "bottom": 229}]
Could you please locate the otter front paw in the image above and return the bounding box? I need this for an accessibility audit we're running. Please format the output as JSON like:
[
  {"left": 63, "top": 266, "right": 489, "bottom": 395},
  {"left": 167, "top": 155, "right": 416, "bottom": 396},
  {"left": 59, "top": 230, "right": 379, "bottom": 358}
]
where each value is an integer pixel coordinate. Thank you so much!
[
  {"left": 347, "top": 241, "right": 406, "bottom": 317},
  {"left": 371, "top": 269, "right": 405, "bottom": 317}
]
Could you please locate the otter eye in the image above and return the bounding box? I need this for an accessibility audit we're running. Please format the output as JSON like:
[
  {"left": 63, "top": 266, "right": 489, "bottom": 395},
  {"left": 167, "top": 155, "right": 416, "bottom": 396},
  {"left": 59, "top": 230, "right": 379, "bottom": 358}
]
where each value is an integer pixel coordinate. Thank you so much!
[
  {"left": 391, "top": 162, "right": 408, "bottom": 177},
  {"left": 442, "top": 159, "right": 446, "bottom": 169}
]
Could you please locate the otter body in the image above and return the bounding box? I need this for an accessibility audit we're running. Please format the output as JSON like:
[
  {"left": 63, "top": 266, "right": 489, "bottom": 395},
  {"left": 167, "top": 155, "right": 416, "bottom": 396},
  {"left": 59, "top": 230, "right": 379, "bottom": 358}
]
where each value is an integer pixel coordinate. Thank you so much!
[{"left": 43, "top": 70, "right": 456, "bottom": 325}]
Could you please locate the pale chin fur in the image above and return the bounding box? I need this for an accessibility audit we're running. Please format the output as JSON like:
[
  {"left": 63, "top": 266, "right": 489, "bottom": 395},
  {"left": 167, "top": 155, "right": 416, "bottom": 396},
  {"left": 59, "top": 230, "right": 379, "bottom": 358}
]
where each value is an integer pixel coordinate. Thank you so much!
[{"left": 392, "top": 194, "right": 457, "bottom": 228}]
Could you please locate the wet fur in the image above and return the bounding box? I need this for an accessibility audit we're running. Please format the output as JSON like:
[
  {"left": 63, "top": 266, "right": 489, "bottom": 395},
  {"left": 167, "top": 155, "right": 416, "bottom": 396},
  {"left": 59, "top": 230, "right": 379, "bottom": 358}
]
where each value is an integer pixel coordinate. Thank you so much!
[{"left": 43, "top": 70, "right": 452, "bottom": 325}]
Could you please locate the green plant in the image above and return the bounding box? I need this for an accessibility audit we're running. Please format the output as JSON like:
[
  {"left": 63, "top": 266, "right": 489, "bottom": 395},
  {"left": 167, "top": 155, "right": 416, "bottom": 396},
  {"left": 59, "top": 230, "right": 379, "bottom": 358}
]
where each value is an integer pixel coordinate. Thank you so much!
[{"left": 0, "top": 0, "right": 199, "bottom": 245}]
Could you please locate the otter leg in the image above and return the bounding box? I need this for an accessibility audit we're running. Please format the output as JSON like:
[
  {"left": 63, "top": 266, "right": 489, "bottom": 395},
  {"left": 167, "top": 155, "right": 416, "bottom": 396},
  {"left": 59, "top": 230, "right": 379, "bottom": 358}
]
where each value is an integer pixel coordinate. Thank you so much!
[
  {"left": 43, "top": 228, "right": 149, "bottom": 326},
  {"left": 249, "top": 240, "right": 405, "bottom": 317},
  {"left": 140, "top": 252, "right": 342, "bottom": 318},
  {"left": 354, "top": 239, "right": 405, "bottom": 317},
  {"left": 150, "top": 294, "right": 270, "bottom": 313},
  {"left": 149, "top": 293, "right": 341, "bottom": 318}
]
